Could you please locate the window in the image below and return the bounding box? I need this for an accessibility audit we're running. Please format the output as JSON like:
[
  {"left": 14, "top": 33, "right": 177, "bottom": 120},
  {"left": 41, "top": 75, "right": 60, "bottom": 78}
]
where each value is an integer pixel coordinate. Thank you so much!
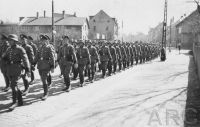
[
  {"left": 107, "top": 20, "right": 110, "bottom": 23},
  {"left": 93, "top": 26, "right": 96, "bottom": 31},
  {"left": 106, "top": 26, "right": 109, "bottom": 31},
  {"left": 93, "top": 19, "right": 95, "bottom": 22}
]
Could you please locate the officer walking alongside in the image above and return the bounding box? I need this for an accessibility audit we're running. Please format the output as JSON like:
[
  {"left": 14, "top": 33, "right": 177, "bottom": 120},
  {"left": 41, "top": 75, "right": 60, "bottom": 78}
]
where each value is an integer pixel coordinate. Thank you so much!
[{"left": 2, "top": 34, "right": 30, "bottom": 110}]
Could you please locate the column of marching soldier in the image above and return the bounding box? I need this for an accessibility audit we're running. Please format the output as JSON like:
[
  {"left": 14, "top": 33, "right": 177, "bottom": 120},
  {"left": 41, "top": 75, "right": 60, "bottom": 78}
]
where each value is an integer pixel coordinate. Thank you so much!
[{"left": 0, "top": 33, "right": 161, "bottom": 111}]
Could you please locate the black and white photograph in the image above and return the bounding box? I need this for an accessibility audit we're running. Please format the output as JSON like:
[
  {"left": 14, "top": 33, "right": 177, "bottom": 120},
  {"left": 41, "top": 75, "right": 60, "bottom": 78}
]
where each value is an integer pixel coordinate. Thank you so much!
[{"left": 0, "top": 0, "right": 200, "bottom": 127}]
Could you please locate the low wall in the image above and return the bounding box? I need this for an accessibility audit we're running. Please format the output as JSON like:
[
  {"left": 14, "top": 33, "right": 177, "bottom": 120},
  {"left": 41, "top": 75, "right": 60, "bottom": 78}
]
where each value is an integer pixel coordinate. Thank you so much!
[{"left": 193, "top": 43, "right": 200, "bottom": 80}]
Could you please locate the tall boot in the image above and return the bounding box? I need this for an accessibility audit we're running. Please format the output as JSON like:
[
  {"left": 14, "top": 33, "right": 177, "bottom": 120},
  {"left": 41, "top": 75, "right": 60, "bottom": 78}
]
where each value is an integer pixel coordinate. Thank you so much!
[
  {"left": 47, "top": 73, "right": 52, "bottom": 87},
  {"left": 17, "top": 88, "right": 23, "bottom": 106},
  {"left": 22, "top": 77, "right": 29, "bottom": 96},
  {"left": 41, "top": 84, "right": 48, "bottom": 100},
  {"left": 9, "top": 87, "right": 18, "bottom": 111},
  {"left": 30, "top": 71, "right": 35, "bottom": 83},
  {"left": 91, "top": 70, "right": 95, "bottom": 83}
]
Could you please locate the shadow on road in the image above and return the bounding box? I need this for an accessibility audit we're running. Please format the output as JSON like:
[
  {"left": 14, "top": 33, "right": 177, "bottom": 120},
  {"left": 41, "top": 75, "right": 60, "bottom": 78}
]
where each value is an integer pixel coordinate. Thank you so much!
[
  {"left": 184, "top": 56, "right": 200, "bottom": 127},
  {"left": 0, "top": 75, "right": 84, "bottom": 113}
]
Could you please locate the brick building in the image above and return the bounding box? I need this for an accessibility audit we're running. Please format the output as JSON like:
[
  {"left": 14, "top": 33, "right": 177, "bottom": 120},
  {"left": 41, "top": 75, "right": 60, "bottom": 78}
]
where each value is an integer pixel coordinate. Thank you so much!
[{"left": 88, "top": 10, "right": 118, "bottom": 40}]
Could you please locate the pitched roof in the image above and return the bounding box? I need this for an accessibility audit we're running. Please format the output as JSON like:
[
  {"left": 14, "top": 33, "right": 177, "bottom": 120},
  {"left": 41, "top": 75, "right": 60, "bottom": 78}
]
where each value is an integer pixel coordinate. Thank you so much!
[
  {"left": 176, "top": 9, "right": 198, "bottom": 27},
  {"left": 20, "top": 17, "right": 89, "bottom": 27},
  {"left": 55, "top": 17, "right": 87, "bottom": 26},
  {"left": 54, "top": 13, "right": 75, "bottom": 17},
  {"left": 89, "top": 10, "right": 117, "bottom": 25}
]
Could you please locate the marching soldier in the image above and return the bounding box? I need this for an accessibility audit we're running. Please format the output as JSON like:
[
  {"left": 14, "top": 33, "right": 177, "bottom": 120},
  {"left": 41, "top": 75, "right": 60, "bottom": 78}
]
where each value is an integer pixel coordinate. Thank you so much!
[
  {"left": 28, "top": 36, "right": 38, "bottom": 83},
  {"left": 34, "top": 35, "right": 55, "bottom": 100},
  {"left": 88, "top": 41, "right": 100, "bottom": 83},
  {"left": 20, "top": 34, "right": 34, "bottom": 96},
  {"left": 0, "top": 34, "right": 10, "bottom": 92},
  {"left": 120, "top": 43, "right": 127, "bottom": 69},
  {"left": 108, "top": 42, "right": 117, "bottom": 74},
  {"left": 114, "top": 42, "right": 122, "bottom": 71},
  {"left": 129, "top": 43, "right": 134, "bottom": 66},
  {"left": 57, "top": 35, "right": 77, "bottom": 92},
  {"left": 76, "top": 40, "right": 91, "bottom": 86},
  {"left": 2, "top": 34, "right": 30, "bottom": 110},
  {"left": 99, "top": 42, "right": 112, "bottom": 78},
  {"left": 125, "top": 43, "right": 131, "bottom": 68}
]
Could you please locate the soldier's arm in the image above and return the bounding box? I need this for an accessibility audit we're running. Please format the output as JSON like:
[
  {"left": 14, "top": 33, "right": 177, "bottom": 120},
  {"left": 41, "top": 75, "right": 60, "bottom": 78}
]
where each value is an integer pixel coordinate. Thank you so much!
[
  {"left": 34, "top": 44, "right": 38, "bottom": 56},
  {"left": 20, "top": 48, "right": 30, "bottom": 72},
  {"left": 57, "top": 47, "right": 62, "bottom": 62},
  {"left": 107, "top": 47, "right": 112, "bottom": 60},
  {"left": 48, "top": 47, "right": 55, "bottom": 69},
  {"left": 114, "top": 48, "right": 117, "bottom": 61},
  {"left": 86, "top": 48, "right": 91, "bottom": 65},
  {"left": 71, "top": 47, "right": 77, "bottom": 64},
  {"left": 94, "top": 47, "right": 100, "bottom": 62},
  {"left": 28, "top": 46, "right": 34, "bottom": 64}
]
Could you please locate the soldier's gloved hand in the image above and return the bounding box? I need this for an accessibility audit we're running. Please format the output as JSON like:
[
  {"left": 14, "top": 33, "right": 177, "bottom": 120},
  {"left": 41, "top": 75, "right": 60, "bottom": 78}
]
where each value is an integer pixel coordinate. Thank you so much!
[
  {"left": 88, "top": 64, "right": 91, "bottom": 69},
  {"left": 74, "top": 63, "right": 78, "bottom": 69}
]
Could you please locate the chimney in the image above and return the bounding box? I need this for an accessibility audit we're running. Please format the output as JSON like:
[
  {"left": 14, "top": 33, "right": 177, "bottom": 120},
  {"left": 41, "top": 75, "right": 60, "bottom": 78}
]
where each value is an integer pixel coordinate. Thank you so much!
[
  {"left": 44, "top": 10, "right": 46, "bottom": 18},
  {"left": 74, "top": 12, "right": 76, "bottom": 17},
  {"left": 19, "top": 17, "right": 25, "bottom": 21},
  {"left": 36, "top": 12, "right": 39, "bottom": 18},
  {"left": 62, "top": 10, "right": 65, "bottom": 18}
]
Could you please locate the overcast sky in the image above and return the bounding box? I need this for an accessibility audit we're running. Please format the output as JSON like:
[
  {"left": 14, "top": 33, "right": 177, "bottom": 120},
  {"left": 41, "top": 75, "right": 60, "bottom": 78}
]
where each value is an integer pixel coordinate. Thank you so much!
[{"left": 0, "top": 0, "right": 197, "bottom": 34}]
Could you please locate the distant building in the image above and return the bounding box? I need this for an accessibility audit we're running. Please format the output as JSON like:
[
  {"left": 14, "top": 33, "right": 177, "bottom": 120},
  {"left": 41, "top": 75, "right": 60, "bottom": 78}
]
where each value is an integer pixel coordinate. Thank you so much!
[
  {"left": 176, "top": 9, "right": 200, "bottom": 49},
  {"left": 0, "top": 22, "right": 19, "bottom": 35},
  {"left": 19, "top": 11, "right": 89, "bottom": 40},
  {"left": 89, "top": 10, "right": 118, "bottom": 40}
]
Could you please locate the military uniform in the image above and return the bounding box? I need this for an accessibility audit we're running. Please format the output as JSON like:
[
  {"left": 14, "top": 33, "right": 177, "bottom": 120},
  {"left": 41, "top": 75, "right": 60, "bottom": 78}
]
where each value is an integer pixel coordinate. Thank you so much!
[
  {"left": 120, "top": 45, "right": 127, "bottom": 69},
  {"left": 3, "top": 34, "right": 30, "bottom": 110},
  {"left": 108, "top": 44, "right": 117, "bottom": 74},
  {"left": 34, "top": 35, "right": 55, "bottom": 100},
  {"left": 76, "top": 42, "right": 91, "bottom": 86},
  {"left": 115, "top": 44, "right": 122, "bottom": 71},
  {"left": 28, "top": 36, "right": 38, "bottom": 82},
  {"left": 57, "top": 38, "right": 77, "bottom": 91},
  {"left": 0, "top": 34, "right": 10, "bottom": 92},
  {"left": 88, "top": 44, "right": 99, "bottom": 82},
  {"left": 21, "top": 43, "right": 34, "bottom": 95},
  {"left": 99, "top": 44, "right": 112, "bottom": 78}
]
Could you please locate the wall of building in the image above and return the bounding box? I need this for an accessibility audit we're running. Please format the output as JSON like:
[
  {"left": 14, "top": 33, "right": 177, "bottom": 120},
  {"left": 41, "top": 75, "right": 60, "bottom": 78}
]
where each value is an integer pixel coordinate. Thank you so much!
[{"left": 89, "top": 14, "right": 115, "bottom": 40}]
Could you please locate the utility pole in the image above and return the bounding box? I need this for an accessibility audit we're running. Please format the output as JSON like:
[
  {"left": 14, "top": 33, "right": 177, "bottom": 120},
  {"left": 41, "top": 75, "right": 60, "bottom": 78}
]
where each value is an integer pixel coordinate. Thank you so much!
[
  {"left": 121, "top": 20, "right": 123, "bottom": 42},
  {"left": 52, "top": 0, "right": 55, "bottom": 46},
  {"left": 169, "top": 17, "right": 173, "bottom": 52},
  {"left": 161, "top": 0, "right": 168, "bottom": 61}
]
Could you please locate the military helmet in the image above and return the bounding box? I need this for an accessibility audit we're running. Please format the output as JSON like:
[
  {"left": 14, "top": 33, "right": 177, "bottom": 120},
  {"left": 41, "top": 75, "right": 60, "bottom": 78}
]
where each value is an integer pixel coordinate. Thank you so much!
[{"left": 8, "top": 34, "right": 19, "bottom": 42}]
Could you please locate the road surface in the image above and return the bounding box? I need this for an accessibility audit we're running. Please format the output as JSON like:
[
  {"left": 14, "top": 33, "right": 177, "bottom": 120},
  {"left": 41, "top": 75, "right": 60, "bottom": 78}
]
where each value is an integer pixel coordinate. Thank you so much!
[{"left": 0, "top": 49, "right": 189, "bottom": 127}]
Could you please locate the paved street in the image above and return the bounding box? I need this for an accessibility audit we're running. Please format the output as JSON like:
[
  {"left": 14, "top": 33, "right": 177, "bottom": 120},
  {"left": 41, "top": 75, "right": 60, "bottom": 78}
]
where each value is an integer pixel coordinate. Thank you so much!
[{"left": 0, "top": 49, "right": 189, "bottom": 127}]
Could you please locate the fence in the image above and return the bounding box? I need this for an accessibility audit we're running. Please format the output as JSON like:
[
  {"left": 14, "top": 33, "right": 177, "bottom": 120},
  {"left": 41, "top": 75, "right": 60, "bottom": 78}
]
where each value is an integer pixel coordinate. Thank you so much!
[{"left": 193, "top": 43, "right": 200, "bottom": 80}]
